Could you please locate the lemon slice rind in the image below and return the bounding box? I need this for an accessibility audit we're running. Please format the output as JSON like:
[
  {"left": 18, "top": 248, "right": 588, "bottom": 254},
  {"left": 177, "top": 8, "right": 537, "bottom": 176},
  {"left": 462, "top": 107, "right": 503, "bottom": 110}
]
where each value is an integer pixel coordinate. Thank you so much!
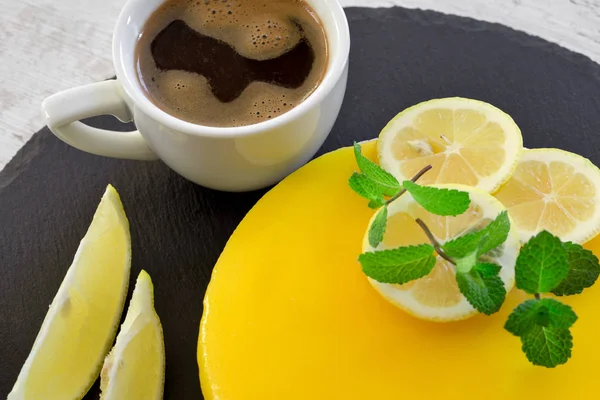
[
  {"left": 378, "top": 97, "right": 523, "bottom": 193},
  {"left": 496, "top": 148, "right": 600, "bottom": 244}
]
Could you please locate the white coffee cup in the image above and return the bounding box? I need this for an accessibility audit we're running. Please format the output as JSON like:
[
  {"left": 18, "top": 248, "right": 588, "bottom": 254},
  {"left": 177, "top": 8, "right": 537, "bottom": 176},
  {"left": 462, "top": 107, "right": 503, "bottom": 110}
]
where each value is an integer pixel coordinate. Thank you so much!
[{"left": 41, "top": 0, "right": 350, "bottom": 192}]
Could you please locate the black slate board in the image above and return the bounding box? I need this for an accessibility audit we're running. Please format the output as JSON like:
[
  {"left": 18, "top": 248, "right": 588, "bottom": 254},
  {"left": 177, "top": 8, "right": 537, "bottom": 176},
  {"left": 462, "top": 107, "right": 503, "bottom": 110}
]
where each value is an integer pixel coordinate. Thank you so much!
[{"left": 2, "top": 6, "right": 600, "bottom": 399}]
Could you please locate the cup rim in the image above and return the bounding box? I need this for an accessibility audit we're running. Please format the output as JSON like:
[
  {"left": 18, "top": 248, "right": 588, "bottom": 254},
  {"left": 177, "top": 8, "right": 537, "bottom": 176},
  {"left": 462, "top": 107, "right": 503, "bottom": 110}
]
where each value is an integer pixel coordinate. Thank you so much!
[{"left": 113, "top": 0, "right": 350, "bottom": 139}]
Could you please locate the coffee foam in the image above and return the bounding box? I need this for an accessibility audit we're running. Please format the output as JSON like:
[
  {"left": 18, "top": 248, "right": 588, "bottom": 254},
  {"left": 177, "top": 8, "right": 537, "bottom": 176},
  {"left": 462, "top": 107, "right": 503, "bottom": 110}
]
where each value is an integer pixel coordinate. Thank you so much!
[
  {"left": 181, "top": 0, "right": 303, "bottom": 60},
  {"left": 136, "top": 0, "right": 328, "bottom": 127},
  {"left": 151, "top": 69, "right": 300, "bottom": 126}
]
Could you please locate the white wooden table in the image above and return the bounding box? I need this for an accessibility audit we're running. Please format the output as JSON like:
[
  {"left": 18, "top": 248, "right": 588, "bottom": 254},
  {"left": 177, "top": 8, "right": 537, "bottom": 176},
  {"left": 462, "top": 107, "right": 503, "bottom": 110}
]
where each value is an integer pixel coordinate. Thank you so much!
[{"left": 1, "top": 0, "right": 599, "bottom": 171}]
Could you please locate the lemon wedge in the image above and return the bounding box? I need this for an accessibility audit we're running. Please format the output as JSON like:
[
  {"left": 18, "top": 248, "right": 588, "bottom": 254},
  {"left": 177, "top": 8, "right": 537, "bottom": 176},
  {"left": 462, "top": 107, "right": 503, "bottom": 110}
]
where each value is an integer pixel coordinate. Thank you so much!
[
  {"left": 378, "top": 97, "right": 523, "bottom": 193},
  {"left": 495, "top": 148, "right": 600, "bottom": 243},
  {"left": 8, "top": 185, "right": 131, "bottom": 400},
  {"left": 363, "top": 184, "right": 520, "bottom": 321},
  {"left": 100, "top": 270, "right": 165, "bottom": 400}
]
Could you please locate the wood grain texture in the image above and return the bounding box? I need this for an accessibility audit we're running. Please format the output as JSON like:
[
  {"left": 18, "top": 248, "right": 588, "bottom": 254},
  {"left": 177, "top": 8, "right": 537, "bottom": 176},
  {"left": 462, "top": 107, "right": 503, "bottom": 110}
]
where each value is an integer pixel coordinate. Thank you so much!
[{"left": 0, "top": 0, "right": 599, "bottom": 171}]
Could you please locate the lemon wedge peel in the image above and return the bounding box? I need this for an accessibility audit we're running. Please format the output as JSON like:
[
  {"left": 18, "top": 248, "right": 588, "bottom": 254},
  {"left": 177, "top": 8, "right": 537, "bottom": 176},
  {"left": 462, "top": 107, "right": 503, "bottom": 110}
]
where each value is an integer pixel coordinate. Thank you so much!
[
  {"left": 8, "top": 185, "right": 131, "bottom": 400},
  {"left": 100, "top": 270, "right": 165, "bottom": 400}
]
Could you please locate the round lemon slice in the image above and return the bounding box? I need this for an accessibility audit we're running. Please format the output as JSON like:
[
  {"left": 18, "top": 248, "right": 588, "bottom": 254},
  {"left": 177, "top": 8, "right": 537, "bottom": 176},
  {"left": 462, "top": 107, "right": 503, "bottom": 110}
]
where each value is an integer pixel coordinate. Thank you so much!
[
  {"left": 494, "top": 148, "right": 600, "bottom": 243},
  {"left": 363, "top": 185, "right": 520, "bottom": 322},
  {"left": 100, "top": 270, "right": 165, "bottom": 400},
  {"left": 378, "top": 97, "right": 523, "bottom": 193},
  {"left": 8, "top": 185, "right": 131, "bottom": 400}
]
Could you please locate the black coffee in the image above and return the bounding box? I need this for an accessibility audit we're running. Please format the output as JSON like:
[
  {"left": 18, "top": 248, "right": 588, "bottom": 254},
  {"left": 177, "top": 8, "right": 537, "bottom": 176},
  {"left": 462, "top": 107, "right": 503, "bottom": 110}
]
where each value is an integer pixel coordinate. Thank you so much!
[{"left": 136, "top": 0, "right": 328, "bottom": 127}]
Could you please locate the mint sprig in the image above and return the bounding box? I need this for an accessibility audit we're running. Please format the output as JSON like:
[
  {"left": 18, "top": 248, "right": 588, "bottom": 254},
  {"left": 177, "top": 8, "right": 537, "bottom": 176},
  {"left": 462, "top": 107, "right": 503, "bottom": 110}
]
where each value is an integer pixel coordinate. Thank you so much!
[
  {"left": 364, "top": 208, "right": 511, "bottom": 315},
  {"left": 412, "top": 214, "right": 509, "bottom": 314},
  {"left": 350, "top": 142, "right": 469, "bottom": 217},
  {"left": 504, "top": 230, "right": 600, "bottom": 368},
  {"left": 349, "top": 142, "right": 437, "bottom": 211},
  {"left": 350, "top": 142, "right": 433, "bottom": 243},
  {"left": 505, "top": 298, "right": 577, "bottom": 368}
]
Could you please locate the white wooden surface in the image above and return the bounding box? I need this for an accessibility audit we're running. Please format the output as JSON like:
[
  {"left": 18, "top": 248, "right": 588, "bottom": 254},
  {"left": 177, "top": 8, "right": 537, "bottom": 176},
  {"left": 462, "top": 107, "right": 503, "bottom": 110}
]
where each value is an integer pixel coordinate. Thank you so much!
[{"left": 1, "top": 0, "right": 599, "bottom": 170}]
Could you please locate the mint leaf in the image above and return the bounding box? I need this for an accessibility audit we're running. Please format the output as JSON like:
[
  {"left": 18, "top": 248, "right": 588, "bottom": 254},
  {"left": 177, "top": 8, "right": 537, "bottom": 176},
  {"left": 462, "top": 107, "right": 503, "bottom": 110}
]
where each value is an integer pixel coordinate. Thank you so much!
[
  {"left": 541, "top": 298, "right": 578, "bottom": 329},
  {"left": 456, "top": 262, "right": 506, "bottom": 315},
  {"left": 515, "top": 231, "right": 569, "bottom": 294},
  {"left": 505, "top": 299, "right": 540, "bottom": 336},
  {"left": 455, "top": 250, "right": 478, "bottom": 274},
  {"left": 349, "top": 172, "right": 386, "bottom": 209},
  {"left": 353, "top": 142, "right": 401, "bottom": 196},
  {"left": 475, "top": 262, "right": 502, "bottom": 276},
  {"left": 477, "top": 211, "right": 511, "bottom": 255},
  {"left": 443, "top": 211, "right": 511, "bottom": 258},
  {"left": 359, "top": 245, "right": 436, "bottom": 284},
  {"left": 505, "top": 298, "right": 577, "bottom": 336},
  {"left": 521, "top": 326, "right": 573, "bottom": 368},
  {"left": 551, "top": 242, "right": 600, "bottom": 296},
  {"left": 453, "top": 233, "right": 507, "bottom": 275},
  {"left": 402, "top": 181, "right": 470, "bottom": 216},
  {"left": 368, "top": 206, "right": 388, "bottom": 248},
  {"left": 443, "top": 232, "right": 481, "bottom": 259}
]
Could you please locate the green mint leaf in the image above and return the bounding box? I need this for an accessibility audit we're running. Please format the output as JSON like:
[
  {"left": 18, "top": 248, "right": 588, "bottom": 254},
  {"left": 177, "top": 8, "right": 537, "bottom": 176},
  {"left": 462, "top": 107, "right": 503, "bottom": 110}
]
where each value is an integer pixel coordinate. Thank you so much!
[
  {"left": 349, "top": 172, "right": 386, "bottom": 209},
  {"left": 521, "top": 326, "right": 573, "bottom": 368},
  {"left": 515, "top": 231, "right": 569, "bottom": 294},
  {"left": 368, "top": 206, "right": 388, "bottom": 248},
  {"left": 478, "top": 211, "right": 511, "bottom": 255},
  {"left": 353, "top": 142, "right": 401, "bottom": 196},
  {"left": 443, "top": 211, "right": 511, "bottom": 258},
  {"left": 505, "top": 299, "right": 540, "bottom": 336},
  {"left": 453, "top": 234, "right": 504, "bottom": 275},
  {"left": 505, "top": 298, "right": 577, "bottom": 336},
  {"left": 402, "top": 181, "right": 470, "bottom": 216},
  {"left": 443, "top": 232, "right": 481, "bottom": 259},
  {"left": 456, "top": 262, "right": 506, "bottom": 315},
  {"left": 475, "top": 262, "right": 502, "bottom": 276},
  {"left": 359, "top": 245, "right": 436, "bottom": 284},
  {"left": 540, "top": 298, "right": 578, "bottom": 329},
  {"left": 551, "top": 242, "right": 600, "bottom": 296},
  {"left": 455, "top": 250, "right": 478, "bottom": 274},
  {"left": 368, "top": 200, "right": 383, "bottom": 208}
]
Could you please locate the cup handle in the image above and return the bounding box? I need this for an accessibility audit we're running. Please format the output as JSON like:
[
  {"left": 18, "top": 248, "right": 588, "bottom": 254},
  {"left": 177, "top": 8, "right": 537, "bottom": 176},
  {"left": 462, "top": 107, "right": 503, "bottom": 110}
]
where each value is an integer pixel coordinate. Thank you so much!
[{"left": 42, "top": 80, "right": 159, "bottom": 160}]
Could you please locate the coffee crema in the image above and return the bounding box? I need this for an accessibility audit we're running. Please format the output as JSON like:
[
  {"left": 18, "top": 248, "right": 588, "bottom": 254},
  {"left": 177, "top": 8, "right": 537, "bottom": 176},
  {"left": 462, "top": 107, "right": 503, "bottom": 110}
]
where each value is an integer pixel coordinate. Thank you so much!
[{"left": 136, "top": 0, "right": 328, "bottom": 127}]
